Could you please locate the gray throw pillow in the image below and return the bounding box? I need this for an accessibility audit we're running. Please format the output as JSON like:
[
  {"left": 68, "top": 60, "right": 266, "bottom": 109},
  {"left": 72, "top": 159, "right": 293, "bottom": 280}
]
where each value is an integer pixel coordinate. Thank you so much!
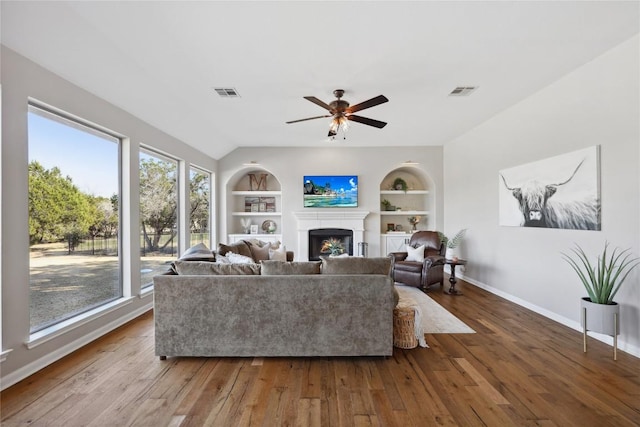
[
  {"left": 173, "top": 260, "right": 261, "bottom": 275},
  {"left": 260, "top": 260, "right": 321, "bottom": 275},
  {"left": 320, "top": 256, "right": 392, "bottom": 275},
  {"left": 249, "top": 241, "right": 271, "bottom": 262},
  {"left": 179, "top": 242, "right": 215, "bottom": 261}
]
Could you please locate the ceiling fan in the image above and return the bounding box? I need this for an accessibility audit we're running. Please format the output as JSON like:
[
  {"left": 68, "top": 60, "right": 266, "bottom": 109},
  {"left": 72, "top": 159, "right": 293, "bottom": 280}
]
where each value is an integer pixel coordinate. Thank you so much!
[{"left": 286, "top": 89, "right": 388, "bottom": 137}]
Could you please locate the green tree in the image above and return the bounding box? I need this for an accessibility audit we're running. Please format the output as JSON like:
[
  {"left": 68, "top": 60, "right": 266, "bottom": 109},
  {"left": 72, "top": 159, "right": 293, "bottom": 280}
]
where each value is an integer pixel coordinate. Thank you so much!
[
  {"left": 190, "top": 170, "right": 210, "bottom": 235},
  {"left": 28, "top": 161, "right": 94, "bottom": 246},
  {"left": 139, "top": 158, "right": 177, "bottom": 252}
]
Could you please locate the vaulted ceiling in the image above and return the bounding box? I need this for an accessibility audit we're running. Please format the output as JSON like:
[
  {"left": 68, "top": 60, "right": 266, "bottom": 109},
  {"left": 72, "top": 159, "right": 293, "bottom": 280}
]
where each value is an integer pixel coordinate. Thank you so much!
[{"left": 2, "top": 1, "right": 638, "bottom": 159}]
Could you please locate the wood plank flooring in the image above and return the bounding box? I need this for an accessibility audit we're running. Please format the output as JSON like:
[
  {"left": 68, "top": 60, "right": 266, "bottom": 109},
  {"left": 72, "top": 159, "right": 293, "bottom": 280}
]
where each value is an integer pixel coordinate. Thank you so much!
[{"left": 2, "top": 280, "right": 639, "bottom": 426}]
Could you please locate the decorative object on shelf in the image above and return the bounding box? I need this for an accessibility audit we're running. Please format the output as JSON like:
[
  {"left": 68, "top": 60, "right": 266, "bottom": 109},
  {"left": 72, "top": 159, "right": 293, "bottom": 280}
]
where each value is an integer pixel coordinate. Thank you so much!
[
  {"left": 240, "top": 218, "right": 252, "bottom": 234},
  {"left": 248, "top": 173, "right": 268, "bottom": 191},
  {"left": 250, "top": 224, "right": 259, "bottom": 234},
  {"left": 408, "top": 216, "right": 421, "bottom": 231},
  {"left": 387, "top": 223, "right": 395, "bottom": 232},
  {"left": 562, "top": 242, "right": 639, "bottom": 359},
  {"left": 320, "top": 237, "right": 345, "bottom": 256},
  {"left": 262, "top": 220, "right": 277, "bottom": 234},
  {"left": 395, "top": 225, "right": 403, "bottom": 231},
  {"left": 245, "top": 196, "right": 259, "bottom": 212},
  {"left": 381, "top": 199, "right": 391, "bottom": 211},
  {"left": 393, "top": 177, "right": 408, "bottom": 192},
  {"left": 438, "top": 229, "right": 467, "bottom": 259}
]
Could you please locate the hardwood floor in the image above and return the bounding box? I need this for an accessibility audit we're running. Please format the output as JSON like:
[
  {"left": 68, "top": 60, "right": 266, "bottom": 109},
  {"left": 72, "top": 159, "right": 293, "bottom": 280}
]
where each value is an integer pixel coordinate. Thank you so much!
[{"left": 2, "top": 281, "right": 639, "bottom": 426}]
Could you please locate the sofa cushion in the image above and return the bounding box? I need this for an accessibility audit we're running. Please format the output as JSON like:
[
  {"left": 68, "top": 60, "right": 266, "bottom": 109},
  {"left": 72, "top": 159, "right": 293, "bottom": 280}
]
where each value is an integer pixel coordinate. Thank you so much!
[
  {"left": 218, "top": 240, "right": 253, "bottom": 259},
  {"left": 320, "top": 256, "right": 392, "bottom": 276},
  {"left": 173, "top": 260, "right": 261, "bottom": 275},
  {"left": 260, "top": 260, "right": 321, "bottom": 275},
  {"left": 179, "top": 242, "right": 215, "bottom": 261},
  {"left": 249, "top": 241, "right": 271, "bottom": 262}
]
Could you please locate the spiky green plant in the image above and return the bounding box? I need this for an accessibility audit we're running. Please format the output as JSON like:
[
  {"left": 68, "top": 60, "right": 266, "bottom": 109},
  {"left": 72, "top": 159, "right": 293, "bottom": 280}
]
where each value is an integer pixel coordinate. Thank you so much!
[
  {"left": 562, "top": 242, "right": 639, "bottom": 305},
  {"left": 438, "top": 229, "right": 467, "bottom": 249}
]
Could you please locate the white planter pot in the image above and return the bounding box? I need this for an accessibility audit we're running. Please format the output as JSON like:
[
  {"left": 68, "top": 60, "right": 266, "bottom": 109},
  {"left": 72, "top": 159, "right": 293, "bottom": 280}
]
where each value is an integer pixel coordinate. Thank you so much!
[
  {"left": 445, "top": 247, "right": 455, "bottom": 260},
  {"left": 581, "top": 297, "right": 620, "bottom": 336}
]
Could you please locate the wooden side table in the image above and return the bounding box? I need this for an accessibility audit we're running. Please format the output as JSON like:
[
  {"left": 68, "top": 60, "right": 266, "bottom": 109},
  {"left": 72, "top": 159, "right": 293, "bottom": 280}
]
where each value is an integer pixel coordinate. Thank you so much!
[{"left": 445, "top": 258, "right": 467, "bottom": 296}]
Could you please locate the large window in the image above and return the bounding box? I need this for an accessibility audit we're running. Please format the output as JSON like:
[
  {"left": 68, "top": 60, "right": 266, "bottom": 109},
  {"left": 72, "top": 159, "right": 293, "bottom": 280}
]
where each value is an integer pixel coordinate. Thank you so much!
[
  {"left": 28, "top": 104, "right": 121, "bottom": 333},
  {"left": 139, "top": 150, "right": 178, "bottom": 287},
  {"left": 190, "top": 166, "right": 211, "bottom": 248}
]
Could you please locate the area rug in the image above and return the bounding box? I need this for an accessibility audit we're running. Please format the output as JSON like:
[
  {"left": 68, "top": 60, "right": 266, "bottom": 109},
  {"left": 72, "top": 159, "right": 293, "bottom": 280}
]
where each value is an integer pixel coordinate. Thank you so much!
[{"left": 395, "top": 284, "right": 475, "bottom": 334}]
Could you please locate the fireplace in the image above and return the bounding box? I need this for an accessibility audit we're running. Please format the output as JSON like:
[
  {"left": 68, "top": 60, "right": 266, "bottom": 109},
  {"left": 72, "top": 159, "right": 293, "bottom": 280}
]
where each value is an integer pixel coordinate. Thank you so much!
[
  {"left": 308, "top": 228, "right": 353, "bottom": 261},
  {"left": 292, "top": 211, "right": 369, "bottom": 261}
]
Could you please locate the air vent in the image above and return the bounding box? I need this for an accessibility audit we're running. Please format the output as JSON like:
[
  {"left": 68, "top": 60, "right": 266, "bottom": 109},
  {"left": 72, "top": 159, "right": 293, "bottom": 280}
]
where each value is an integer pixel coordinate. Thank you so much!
[
  {"left": 214, "top": 87, "right": 240, "bottom": 98},
  {"left": 449, "top": 86, "right": 478, "bottom": 96}
]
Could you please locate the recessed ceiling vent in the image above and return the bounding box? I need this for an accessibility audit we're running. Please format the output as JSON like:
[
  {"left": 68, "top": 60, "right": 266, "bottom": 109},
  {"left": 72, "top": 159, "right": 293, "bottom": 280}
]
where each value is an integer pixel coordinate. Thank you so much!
[
  {"left": 214, "top": 87, "right": 240, "bottom": 98},
  {"left": 449, "top": 86, "right": 478, "bottom": 96}
]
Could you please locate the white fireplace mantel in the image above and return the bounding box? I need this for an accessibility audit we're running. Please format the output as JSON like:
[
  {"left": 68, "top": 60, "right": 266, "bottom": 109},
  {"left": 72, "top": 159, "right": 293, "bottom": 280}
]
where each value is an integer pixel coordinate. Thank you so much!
[{"left": 293, "top": 210, "right": 370, "bottom": 260}]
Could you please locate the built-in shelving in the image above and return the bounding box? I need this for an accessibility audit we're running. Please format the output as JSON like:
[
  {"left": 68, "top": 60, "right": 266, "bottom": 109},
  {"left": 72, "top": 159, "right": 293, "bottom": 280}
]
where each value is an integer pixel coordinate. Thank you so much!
[{"left": 227, "top": 171, "right": 283, "bottom": 241}]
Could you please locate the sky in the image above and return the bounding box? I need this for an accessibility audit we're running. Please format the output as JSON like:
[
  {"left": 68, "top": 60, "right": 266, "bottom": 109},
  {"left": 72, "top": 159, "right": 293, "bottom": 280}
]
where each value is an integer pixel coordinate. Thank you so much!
[{"left": 28, "top": 111, "right": 119, "bottom": 198}]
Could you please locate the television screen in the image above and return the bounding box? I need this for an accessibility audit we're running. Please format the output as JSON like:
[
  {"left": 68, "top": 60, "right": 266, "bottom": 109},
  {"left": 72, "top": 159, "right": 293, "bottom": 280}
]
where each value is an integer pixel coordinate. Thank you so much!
[{"left": 303, "top": 175, "right": 358, "bottom": 208}]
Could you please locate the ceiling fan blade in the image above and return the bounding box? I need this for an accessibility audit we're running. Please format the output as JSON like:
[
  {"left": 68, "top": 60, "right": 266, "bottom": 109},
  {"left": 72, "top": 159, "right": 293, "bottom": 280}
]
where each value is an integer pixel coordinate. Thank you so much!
[
  {"left": 286, "top": 115, "right": 331, "bottom": 124},
  {"left": 347, "top": 95, "right": 388, "bottom": 114},
  {"left": 347, "top": 114, "right": 387, "bottom": 129},
  {"left": 303, "top": 96, "right": 332, "bottom": 111}
]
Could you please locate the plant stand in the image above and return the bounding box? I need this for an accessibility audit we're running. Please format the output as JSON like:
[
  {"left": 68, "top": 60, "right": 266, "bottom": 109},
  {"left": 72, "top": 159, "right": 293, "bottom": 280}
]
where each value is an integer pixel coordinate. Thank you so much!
[{"left": 581, "top": 298, "right": 620, "bottom": 360}]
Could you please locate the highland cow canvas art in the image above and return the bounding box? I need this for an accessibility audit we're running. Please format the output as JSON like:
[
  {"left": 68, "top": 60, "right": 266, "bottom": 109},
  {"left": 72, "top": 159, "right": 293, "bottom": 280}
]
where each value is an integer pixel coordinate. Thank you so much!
[{"left": 499, "top": 146, "right": 600, "bottom": 230}]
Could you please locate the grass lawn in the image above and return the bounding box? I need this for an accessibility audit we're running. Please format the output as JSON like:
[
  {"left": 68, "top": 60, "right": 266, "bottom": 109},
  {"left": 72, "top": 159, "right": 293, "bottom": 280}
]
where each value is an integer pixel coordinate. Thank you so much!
[{"left": 30, "top": 242, "right": 173, "bottom": 331}]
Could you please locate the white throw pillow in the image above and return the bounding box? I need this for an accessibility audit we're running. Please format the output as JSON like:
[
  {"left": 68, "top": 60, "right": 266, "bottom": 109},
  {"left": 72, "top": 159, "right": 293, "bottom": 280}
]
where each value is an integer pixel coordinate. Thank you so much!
[
  {"left": 269, "top": 245, "right": 287, "bottom": 261},
  {"left": 405, "top": 244, "right": 425, "bottom": 262},
  {"left": 225, "top": 251, "right": 255, "bottom": 264}
]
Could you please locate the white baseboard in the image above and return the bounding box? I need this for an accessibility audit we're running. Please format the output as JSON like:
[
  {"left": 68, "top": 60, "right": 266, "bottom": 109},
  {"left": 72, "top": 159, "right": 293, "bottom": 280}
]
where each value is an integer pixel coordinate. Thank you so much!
[
  {"left": 460, "top": 274, "right": 640, "bottom": 359},
  {"left": 1, "top": 303, "right": 153, "bottom": 391}
]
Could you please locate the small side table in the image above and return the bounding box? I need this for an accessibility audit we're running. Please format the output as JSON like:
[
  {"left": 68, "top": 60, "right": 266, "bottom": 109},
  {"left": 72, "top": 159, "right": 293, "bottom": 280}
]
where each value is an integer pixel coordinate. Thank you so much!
[{"left": 445, "top": 259, "right": 467, "bottom": 296}]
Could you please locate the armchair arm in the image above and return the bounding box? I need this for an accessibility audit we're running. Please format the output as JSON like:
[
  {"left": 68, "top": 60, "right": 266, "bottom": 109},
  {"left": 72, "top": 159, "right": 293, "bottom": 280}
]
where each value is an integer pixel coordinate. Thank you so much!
[
  {"left": 421, "top": 255, "right": 445, "bottom": 279},
  {"left": 389, "top": 252, "right": 408, "bottom": 263}
]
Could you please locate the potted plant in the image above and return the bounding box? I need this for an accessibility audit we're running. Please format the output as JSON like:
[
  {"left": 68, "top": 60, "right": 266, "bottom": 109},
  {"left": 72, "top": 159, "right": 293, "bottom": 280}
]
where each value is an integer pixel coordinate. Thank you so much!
[
  {"left": 562, "top": 242, "right": 639, "bottom": 339},
  {"left": 393, "top": 177, "right": 408, "bottom": 192},
  {"left": 321, "top": 238, "right": 345, "bottom": 256},
  {"left": 438, "top": 229, "right": 467, "bottom": 259}
]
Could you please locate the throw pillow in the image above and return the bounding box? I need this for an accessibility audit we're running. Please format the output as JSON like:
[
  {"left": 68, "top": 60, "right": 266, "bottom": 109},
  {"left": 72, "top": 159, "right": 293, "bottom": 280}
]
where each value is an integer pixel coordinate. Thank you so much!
[
  {"left": 320, "top": 256, "right": 392, "bottom": 275},
  {"left": 225, "top": 252, "right": 255, "bottom": 264},
  {"left": 269, "top": 245, "right": 287, "bottom": 261},
  {"left": 173, "top": 260, "right": 260, "bottom": 275},
  {"left": 260, "top": 260, "right": 321, "bottom": 275},
  {"left": 249, "top": 241, "right": 271, "bottom": 262},
  {"left": 217, "top": 240, "right": 253, "bottom": 259},
  {"left": 179, "top": 242, "right": 215, "bottom": 261},
  {"left": 405, "top": 244, "right": 425, "bottom": 262}
]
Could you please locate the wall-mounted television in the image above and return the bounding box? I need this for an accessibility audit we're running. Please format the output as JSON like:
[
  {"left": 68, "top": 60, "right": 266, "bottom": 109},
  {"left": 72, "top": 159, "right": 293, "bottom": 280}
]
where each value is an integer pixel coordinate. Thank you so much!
[{"left": 303, "top": 175, "right": 358, "bottom": 208}]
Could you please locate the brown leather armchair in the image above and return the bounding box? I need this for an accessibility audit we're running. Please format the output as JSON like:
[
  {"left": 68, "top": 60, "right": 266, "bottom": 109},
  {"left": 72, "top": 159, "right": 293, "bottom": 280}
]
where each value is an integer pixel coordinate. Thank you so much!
[{"left": 389, "top": 231, "right": 445, "bottom": 290}]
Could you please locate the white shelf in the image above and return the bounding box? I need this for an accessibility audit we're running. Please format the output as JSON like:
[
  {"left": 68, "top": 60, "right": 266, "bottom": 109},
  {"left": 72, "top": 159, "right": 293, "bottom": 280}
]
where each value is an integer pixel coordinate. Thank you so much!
[
  {"left": 231, "top": 190, "right": 282, "bottom": 196},
  {"left": 380, "top": 210, "right": 429, "bottom": 216},
  {"left": 380, "top": 190, "right": 428, "bottom": 195},
  {"left": 232, "top": 212, "right": 281, "bottom": 217}
]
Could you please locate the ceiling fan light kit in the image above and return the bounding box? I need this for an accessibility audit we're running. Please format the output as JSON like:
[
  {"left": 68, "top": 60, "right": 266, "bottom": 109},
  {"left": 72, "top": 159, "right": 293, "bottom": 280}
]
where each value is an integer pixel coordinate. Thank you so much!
[{"left": 287, "top": 89, "right": 388, "bottom": 138}]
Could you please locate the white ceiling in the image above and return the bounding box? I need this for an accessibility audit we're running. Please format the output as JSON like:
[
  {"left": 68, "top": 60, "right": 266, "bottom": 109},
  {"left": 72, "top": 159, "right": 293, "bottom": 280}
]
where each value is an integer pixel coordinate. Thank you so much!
[{"left": 2, "top": 1, "right": 638, "bottom": 159}]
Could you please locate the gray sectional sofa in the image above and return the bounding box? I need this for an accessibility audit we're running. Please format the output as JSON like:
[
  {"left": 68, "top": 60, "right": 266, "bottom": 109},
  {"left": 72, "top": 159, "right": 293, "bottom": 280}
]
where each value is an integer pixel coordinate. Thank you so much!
[{"left": 153, "top": 256, "right": 396, "bottom": 359}]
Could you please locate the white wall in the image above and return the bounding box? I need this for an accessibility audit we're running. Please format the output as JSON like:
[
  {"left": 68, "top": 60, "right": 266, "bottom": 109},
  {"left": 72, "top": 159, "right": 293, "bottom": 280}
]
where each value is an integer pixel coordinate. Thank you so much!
[
  {"left": 217, "top": 146, "right": 444, "bottom": 258},
  {"left": 0, "top": 47, "right": 217, "bottom": 388},
  {"left": 444, "top": 35, "right": 640, "bottom": 355}
]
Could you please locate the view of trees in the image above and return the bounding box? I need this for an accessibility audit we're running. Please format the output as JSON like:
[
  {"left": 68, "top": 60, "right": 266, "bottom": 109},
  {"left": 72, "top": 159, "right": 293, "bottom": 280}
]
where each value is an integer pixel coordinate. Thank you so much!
[
  {"left": 29, "top": 159, "right": 210, "bottom": 253},
  {"left": 29, "top": 161, "right": 116, "bottom": 252}
]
